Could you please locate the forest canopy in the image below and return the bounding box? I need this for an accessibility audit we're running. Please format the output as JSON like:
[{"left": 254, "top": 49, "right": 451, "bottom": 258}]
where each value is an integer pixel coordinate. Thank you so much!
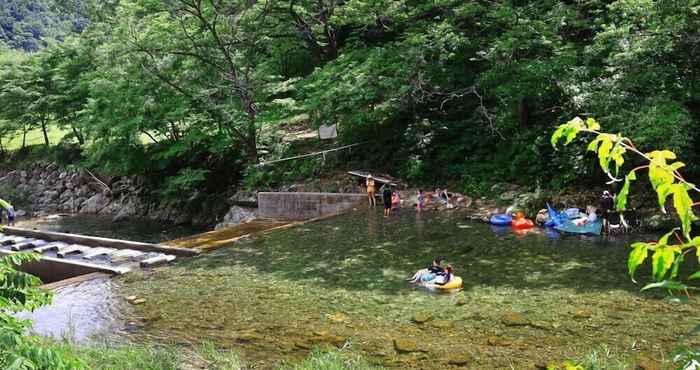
[{"left": 0, "top": 0, "right": 698, "bottom": 198}]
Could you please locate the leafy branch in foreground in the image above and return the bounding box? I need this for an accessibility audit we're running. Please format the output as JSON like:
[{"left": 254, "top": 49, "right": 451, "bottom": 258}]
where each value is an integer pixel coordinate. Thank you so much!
[
  {"left": 552, "top": 117, "right": 699, "bottom": 291},
  {"left": 0, "top": 252, "right": 84, "bottom": 369}
]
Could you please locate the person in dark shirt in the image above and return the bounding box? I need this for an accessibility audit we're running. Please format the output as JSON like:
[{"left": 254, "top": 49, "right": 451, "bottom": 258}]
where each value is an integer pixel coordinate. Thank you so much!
[
  {"left": 427, "top": 256, "right": 445, "bottom": 274},
  {"left": 380, "top": 183, "right": 393, "bottom": 217},
  {"left": 600, "top": 191, "right": 615, "bottom": 233}
]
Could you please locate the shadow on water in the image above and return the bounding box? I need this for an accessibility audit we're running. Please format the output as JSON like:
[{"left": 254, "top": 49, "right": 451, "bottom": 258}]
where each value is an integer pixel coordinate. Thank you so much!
[{"left": 184, "top": 208, "right": 648, "bottom": 294}]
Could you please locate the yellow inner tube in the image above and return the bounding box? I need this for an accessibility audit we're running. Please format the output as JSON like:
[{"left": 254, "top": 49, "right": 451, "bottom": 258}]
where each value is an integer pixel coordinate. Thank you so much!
[{"left": 431, "top": 276, "right": 463, "bottom": 290}]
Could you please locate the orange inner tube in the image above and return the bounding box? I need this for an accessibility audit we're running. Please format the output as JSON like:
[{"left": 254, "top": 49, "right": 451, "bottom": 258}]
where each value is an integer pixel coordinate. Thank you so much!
[{"left": 512, "top": 218, "right": 534, "bottom": 229}]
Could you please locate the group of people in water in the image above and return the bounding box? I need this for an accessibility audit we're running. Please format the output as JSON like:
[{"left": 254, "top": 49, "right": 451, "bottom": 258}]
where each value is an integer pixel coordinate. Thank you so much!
[{"left": 365, "top": 174, "right": 451, "bottom": 216}]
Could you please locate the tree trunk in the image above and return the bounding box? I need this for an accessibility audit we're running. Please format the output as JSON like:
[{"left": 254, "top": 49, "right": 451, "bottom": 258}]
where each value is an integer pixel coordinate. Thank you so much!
[
  {"left": 22, "top": 129, "right": 27, "bottom": 149},
  {"left": 71, "top": 125, "right": 85, "bottom": 145},
  {"left": 42, "top": 121, "right": 50, "bottom": 146},
  {"left": 518, "top": 96, "right": 529, "bottom": 128}
]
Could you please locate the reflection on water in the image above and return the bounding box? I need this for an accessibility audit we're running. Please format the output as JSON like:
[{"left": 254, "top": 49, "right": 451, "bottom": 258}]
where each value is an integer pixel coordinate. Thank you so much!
[
  {"left": 116, "top": 209, "right": 700, "bottom": 368},
  {"left": 16, "top": 214, "right": 202, "bottom": 243},
  {"left": 18, "top": 275, "right": 129, "bottom": 343}
]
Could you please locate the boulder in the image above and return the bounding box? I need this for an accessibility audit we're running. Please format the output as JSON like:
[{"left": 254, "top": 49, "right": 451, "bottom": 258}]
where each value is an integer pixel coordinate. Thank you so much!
[
  {"left": 44, "top": 190, "right": 60, "bottom": 201},
  {"left": 81, "top": 193, "right": 110, "bottom": 214},
  {"left": 644, "top": 214, "right": 676, "bottom": 231},
  {"left": 229, "top": 191, "right": 257, "bottom": 206},
  {"left": 499, "top": 190, "right": 518, "bottom": 201},
  {"left": 215, "top": 206, "right": 256, "bottom": 230}
]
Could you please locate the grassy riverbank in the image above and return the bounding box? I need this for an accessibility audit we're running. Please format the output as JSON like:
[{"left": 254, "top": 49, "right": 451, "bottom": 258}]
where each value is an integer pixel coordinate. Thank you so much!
[
  {"left": 46, "top": 341, "right": 639, "bottom": 370},
  {"left": 46, "top": 342, "right": 381, "bottom": 370}
]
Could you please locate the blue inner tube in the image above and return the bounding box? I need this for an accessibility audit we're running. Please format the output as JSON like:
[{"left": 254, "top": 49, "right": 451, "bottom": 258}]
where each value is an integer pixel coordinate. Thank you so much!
[{"left": 489, "top": 214, "right": 512, "bottom": 226}]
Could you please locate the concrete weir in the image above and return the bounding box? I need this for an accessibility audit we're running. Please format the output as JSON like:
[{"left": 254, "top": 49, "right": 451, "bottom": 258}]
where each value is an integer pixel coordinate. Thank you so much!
[
  {"left": 257, "top": 192, "right": 365, "bottom": 220},
  {"left": 0, "top": 227, "right": 195, "bottom": 283}
]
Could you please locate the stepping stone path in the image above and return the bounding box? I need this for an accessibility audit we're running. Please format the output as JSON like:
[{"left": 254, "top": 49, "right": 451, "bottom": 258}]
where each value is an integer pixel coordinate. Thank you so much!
[{"left": 0, "top": 232, "right": 177, "bottom": 274}]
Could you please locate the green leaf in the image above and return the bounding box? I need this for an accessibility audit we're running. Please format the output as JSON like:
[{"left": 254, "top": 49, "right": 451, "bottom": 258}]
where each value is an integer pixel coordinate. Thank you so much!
[
  {"left": 597, "top": 135, "right": 613, "bottom": 172},
  {"left": 551, "top": 125, "right": 566, "bottom": 148},
  {"left": 672, "top": 183, "right": 697, "bottom": 239},
  {"left": 647, "top": 150, "right": 677, "bottom": 190},
  {"left": 657, "top": 228, "right": 678, "bottom": 246},
  {"left": 688, "top": 271, "right": 700, "bottom": 280},
  {"left": 651, "top": 246, "right": 680, "bottom": 281},
  {"left": 628, "top": 242, "right": 649, "bottom": 282},
  {"left": 585, "top": 118, "right": 600, "bottom": 130},
  {"left": 586, "top": 136, "right": 602, "bottom": 152},
  {"left": 641, "top": 280, "right": 695, "bottom": 291},
  {"left": 609, "top": 144, "right": 626, "bottom": 175},
  {"left": 656, "top": 183, "right": 674, "bottom": 212},
  {"left": 616, "top": 170, "right": 636, "bottom": 211}
]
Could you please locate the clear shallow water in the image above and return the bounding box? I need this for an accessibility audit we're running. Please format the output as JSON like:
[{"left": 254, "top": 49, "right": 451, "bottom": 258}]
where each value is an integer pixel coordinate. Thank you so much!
[
  {"left": 18, "top": 275, "right": 130, "bottom": 343},
  {"left": 112, "top": 209, "right": 699, "bottom": 369},
  {"left": 15, "top": 214, "right": 201, "bottom": 243},
  {"left": 14, "top": 214, "right": 202, "bottom": 343}
]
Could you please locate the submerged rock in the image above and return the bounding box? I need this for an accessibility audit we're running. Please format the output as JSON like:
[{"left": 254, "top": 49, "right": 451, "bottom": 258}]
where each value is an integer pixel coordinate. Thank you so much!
[
  {"left": 447, "top": 355, "right": 470, "bottom": 366},
  {"left": 501, "top": 312, "right": 529, "bottom": 327},
  {"left": 430, "top": 320, "right": 453, "bottom": 329},
  {"left": 573, "top": 309, "right": 593, "bottom": 319},
  {"left": 412, "top": 313, "right": 433, "bottom": 324},
  {"left": 393, "top": 338, "right": 423, "bottom": 353},
  {"left": 636, "top": 356, "right": 661, "bottom": 370}
]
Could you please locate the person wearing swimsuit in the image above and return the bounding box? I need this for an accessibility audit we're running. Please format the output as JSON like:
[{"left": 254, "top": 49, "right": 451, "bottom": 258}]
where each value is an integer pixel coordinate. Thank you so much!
[{"left": 366, "top": 175, "right": 376, "bottom": 207}]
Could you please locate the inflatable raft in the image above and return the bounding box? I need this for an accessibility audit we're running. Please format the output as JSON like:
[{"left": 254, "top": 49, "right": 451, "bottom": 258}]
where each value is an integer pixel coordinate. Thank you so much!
[
  {"left": 554, "top": 219, "right": 603, "bottom": 235},
  {"left": 512, "top": 217, "right": 534, "bottom": 229},
  {"left": 489, "top": 214, "right": 512, "bottom": 226},
  {"left": 422, "top": 276, "right": 463, "bottom": 291}
]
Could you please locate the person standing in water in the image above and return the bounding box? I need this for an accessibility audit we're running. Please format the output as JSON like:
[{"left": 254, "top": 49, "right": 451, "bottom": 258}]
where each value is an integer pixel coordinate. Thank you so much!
[
  {"left": 366, "top": 175, "right": 376, "bottom": 207},
  {"left": 0, "top": 198, "right": 14, "bottom": 226},
  {"left": 416, "top": 189, "right": 425, "bottom": 212},
  {"left": 381, "top": 183, "right": 392, "bottom": 217}
]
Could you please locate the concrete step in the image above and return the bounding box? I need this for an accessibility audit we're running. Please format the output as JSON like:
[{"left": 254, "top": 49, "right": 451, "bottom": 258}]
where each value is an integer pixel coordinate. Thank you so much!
[
  {"left": 11, "top": 239, "right": 49, "bottom": 251},
  {"left": 82, "top": 247, "right": 117, "bottom": 260},
  {"left": 57, "top": 244, "right": 90, "bottom": 258},
  {"left": 1, "top": 236, "right": 28, "bottom": 246},
  {"left": 140, "top": 254, "right": 176, "bottom": 267},
  {"left": 34, "top": 242, "right": 68, "bottom": 254},
  {"left": 109, "top": 249, "right": 146, "bottom": 263}
]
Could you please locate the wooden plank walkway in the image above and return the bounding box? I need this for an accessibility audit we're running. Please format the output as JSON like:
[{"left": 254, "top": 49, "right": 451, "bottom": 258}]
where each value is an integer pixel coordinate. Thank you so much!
[{"left": 164, "top": 219, "right": 294, "bottom": 252}]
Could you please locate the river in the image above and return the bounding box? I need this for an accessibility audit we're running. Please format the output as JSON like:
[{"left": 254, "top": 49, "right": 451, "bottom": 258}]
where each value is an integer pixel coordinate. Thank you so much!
[{"left": 16, "top": 211, "right": 700, "bottom": 368}]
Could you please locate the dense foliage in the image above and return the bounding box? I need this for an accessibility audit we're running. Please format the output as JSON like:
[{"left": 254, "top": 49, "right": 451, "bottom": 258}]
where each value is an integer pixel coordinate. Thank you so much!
[
  {"left": 0, "top": 0, "right": 87, "bottom": 51},
  {"left": 0, "top": 0, "right": 699, "bottom": 196}
]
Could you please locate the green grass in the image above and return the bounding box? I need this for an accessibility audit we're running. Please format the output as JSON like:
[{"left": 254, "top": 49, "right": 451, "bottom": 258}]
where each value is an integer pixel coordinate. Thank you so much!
[
  {"left": 281, "top": 348, "right": 383, "bottom": 370},
  {"left": 4, "top": 127, "right": 68, "bottom": 151},
  {"left": 45, "top": 342, "right": 381, "bottom": 370}
]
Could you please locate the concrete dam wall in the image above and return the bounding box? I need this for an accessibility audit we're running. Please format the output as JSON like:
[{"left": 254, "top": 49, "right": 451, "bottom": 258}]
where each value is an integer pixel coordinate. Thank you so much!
[{"left": 257, "top": 192, "right": 365, "bottom": 220}]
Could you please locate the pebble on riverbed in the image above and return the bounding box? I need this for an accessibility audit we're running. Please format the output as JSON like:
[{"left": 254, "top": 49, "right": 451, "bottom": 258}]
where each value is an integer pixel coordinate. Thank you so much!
[{"left": 126, "top": 295, "right": 146, "bottom": 305}]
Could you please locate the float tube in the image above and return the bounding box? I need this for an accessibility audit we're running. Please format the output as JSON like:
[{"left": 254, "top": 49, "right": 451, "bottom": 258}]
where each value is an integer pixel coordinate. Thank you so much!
[
  {"left": 512, "top": 217, "right": 534, "bottom": 229},
  {"left": 489, "top": 214, "right": 512, "bottom": 226},
  {"left": 554, "top": 219, "right": 603, "bottom": 235},
  {"left": 423, "top": 276, "right": 463, "bottom": 291}
]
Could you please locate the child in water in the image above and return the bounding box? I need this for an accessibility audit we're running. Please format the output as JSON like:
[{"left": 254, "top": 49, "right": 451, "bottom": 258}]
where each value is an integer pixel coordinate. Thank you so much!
[{"left": 435, "top": 265, "right": 454, "bottom": 286}]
